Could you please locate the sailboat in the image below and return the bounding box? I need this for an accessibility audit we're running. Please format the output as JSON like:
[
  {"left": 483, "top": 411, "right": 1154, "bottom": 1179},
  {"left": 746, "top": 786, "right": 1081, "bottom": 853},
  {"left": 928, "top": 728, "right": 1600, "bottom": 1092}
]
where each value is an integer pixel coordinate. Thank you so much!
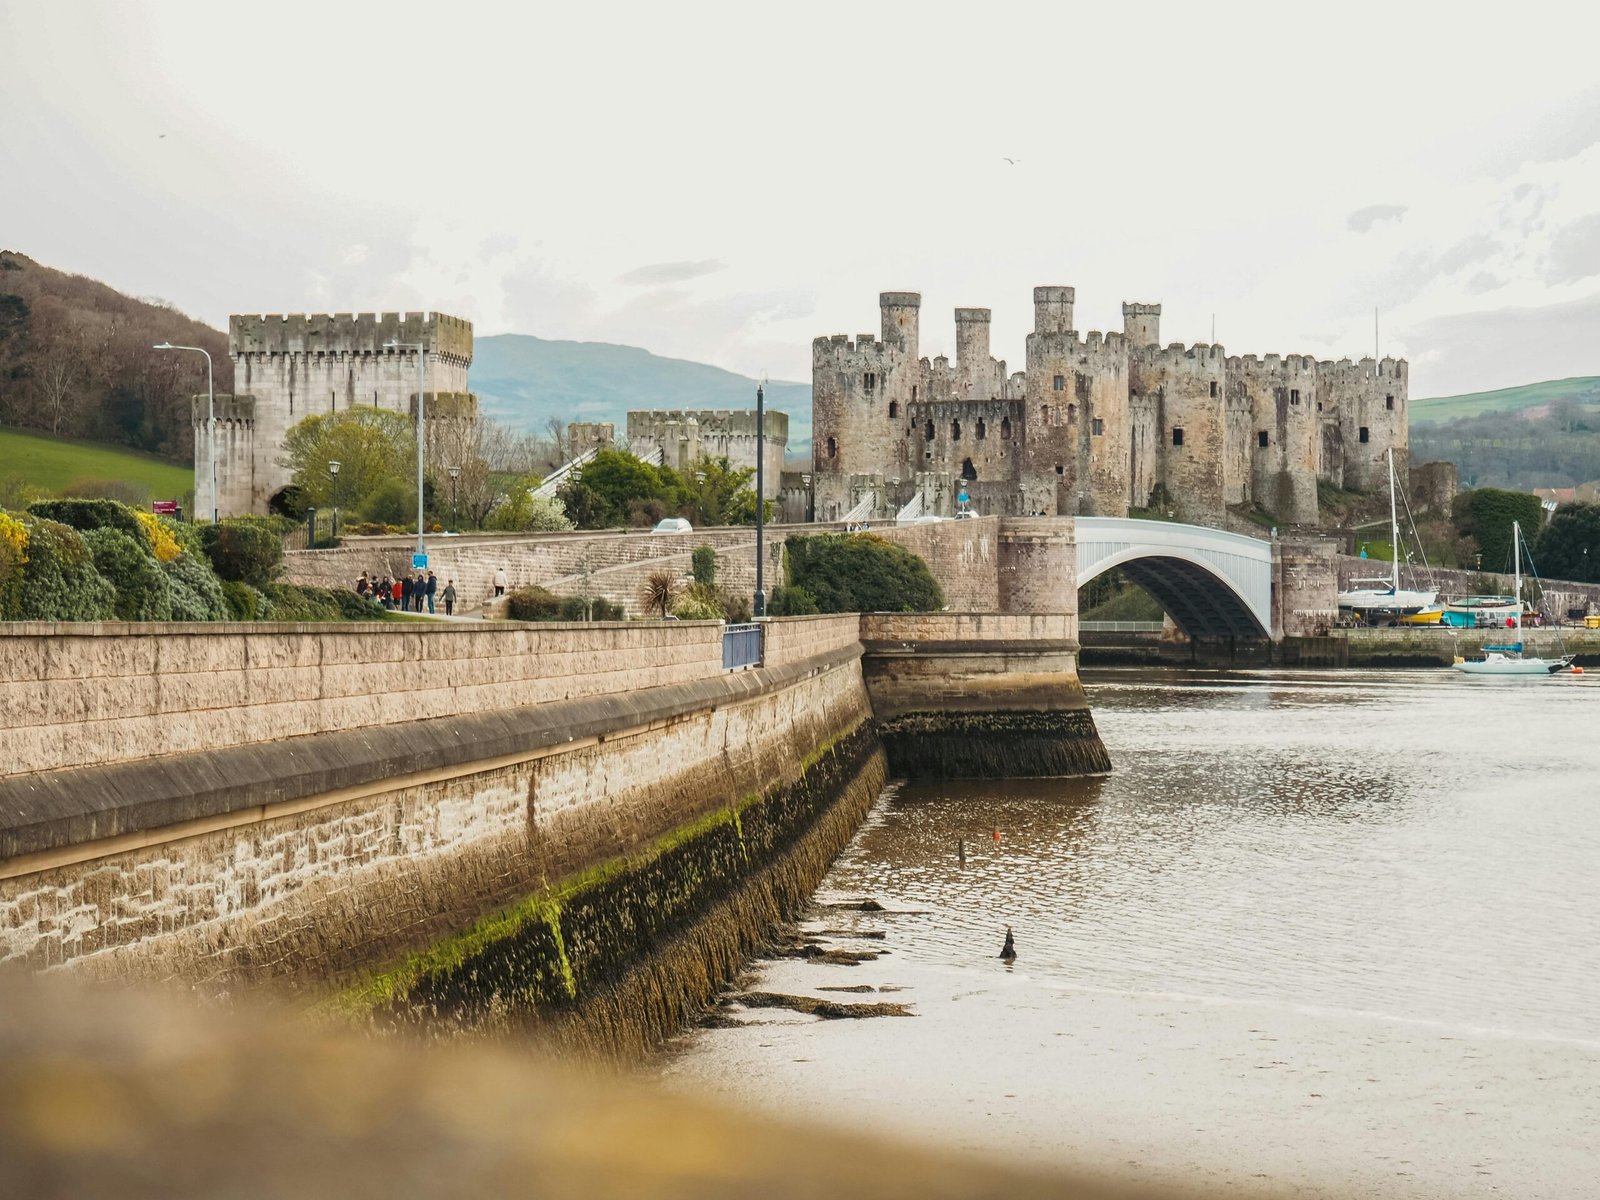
[
  {"left": 1337, "top": 449, "right": 1439, "bottom": 619},
  {"left": 1451, "top": 520, "right": 1573, "bottom": 676}
]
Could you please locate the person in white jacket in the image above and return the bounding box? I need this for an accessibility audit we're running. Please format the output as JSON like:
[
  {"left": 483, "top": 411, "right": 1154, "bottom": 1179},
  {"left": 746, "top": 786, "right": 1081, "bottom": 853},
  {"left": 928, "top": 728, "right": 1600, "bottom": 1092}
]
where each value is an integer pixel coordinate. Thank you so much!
[{"left": 493, "top": 567, "right": 508, "bottom": 597}]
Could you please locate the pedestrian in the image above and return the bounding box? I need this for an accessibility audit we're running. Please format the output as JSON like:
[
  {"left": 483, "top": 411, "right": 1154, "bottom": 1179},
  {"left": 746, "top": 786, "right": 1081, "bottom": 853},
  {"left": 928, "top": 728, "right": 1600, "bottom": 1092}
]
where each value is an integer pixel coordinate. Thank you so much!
[
  {"left": 391, "top": 577, "right": 402, "bottom": 608},
  {"left": 355, "top": 571, "right": 369, "bottom": 597},
  {"left": 425, "top": 571, "right": 438, "bottom": 614},
  {"left": 442, "top": 578, "right": 457, "bottom": 617},
  {"left": 376, "top": 576, "right": 389, "bottom": 608},
  {"left": 400, "top": 574, "right": 413, "bottom": 611},
  {"left": 493, "top": 566, "right": 508, "bottom": 597},
  {"left": 411, "top": 573, "right": 424, "bottom": 612}
]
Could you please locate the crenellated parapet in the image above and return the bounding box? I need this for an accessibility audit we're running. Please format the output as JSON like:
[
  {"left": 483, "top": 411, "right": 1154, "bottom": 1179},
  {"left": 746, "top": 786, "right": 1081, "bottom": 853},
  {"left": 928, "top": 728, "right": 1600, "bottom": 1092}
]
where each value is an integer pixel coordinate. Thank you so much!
[{"left": 229, "top": 312, "right": 474, "bottom": 366}]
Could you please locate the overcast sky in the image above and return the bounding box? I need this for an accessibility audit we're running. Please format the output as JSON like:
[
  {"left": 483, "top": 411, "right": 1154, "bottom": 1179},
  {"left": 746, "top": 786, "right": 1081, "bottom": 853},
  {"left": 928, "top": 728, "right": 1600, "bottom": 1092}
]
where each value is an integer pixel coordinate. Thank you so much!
[{"left": 5, "top": 0, "right": 1600, "bottom": 397}]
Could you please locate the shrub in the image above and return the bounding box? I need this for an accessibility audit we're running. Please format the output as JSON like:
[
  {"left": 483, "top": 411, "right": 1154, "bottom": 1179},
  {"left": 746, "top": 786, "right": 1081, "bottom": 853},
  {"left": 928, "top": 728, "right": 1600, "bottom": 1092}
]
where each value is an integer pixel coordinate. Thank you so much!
[
  {"left": 556, "top": 595, "right": 625, "bottom": 622},
  {"left": 507, "top": 584, "right": 564, "bottom": 621},
  {"left": 220, "top": 580, "right": 263, "bottom": 620},
  {"left": 162, "top": 553, "right": 230, "bottom": 621},
  {"left": 260, "top": 582, "right": 344, "bottom": 622},
  {"left": 783, "top": 533, "right": 943, "bottom": 613},
  {"left": 200, "top": 519, "right": 284, "bottom": 588},
  {"left": 767, "top": 585, "right": 819, "bottom": 616},
  {"left": 361, "top": 479, "right": 414, "bottom": 526},
  {"left": 333, "top": 589, "right": 387, "bottom": 621},
  {"left": 0, "top": 512, "right": 28, "bottom": 619},
  {"left": 27, "top": 498, "right": 146, "bottom": 543},
  {"left": 719, "top": 588, "right": 752, "bottom": 624},
  {"left": 134, "top": 511, "right": 182, "bottom": 562},
  {"left": 1456, "top": 487, "right": 1543, "bottom": 575},
  {"left": 691, "top": 545, "right": 717, "bottom": 587},
  {"left": 83, "top": 527, "right": 174, "bottom": 620},
  {"left": 16, "top": 517, "right": 116, "bottom": 620},
  {"left": 672, "top": 582, "right": 723, "bottom": 621},
  {"left": 60, "top": 478, "right": 153, "bottom": 508}
]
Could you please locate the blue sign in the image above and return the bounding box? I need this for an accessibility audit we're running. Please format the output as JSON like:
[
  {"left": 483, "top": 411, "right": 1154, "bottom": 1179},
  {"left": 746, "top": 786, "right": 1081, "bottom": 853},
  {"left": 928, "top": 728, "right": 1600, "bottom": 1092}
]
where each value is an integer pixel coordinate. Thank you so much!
[
  {"left": 957, "top": 491, "right": 969, "bottom": 503},
  {"left": 412, "top": 553, "right": 429, "bottom": 569}
]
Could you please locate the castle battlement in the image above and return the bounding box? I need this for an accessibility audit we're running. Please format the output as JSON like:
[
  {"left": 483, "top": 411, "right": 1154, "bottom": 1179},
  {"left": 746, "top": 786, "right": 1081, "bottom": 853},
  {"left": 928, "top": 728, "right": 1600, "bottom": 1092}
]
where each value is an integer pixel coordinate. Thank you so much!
[{"left": 229, "top": 312, "right": 474, "bottom": 362}]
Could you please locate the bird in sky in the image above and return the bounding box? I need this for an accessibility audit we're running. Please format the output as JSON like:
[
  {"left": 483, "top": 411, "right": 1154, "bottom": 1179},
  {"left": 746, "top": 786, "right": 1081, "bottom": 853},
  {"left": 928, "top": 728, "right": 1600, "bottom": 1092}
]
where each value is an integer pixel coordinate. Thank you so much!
[{"left": 1002, "top": 156, "right": 1020, "bottom": 165}]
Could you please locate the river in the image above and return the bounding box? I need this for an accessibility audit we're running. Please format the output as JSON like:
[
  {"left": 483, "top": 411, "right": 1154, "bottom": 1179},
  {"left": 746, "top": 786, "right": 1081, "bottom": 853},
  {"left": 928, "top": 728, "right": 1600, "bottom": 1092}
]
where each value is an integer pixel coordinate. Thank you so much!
[{"left": 663, "top": 668, "right": 1600, "bottom": 1198}]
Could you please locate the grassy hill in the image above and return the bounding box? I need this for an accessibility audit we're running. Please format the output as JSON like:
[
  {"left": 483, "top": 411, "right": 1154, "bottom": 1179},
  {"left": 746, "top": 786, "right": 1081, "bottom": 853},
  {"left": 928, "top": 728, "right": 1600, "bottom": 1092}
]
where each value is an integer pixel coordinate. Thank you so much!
[
  {"left": 470, "top": 334, "right": 813, "bottom": 452},
  {"left": 0, "top": 427, "right": 193, "bottom": 503},
  {"left": 1410, "top": 376, "right": 1600, "bottom": 425}
]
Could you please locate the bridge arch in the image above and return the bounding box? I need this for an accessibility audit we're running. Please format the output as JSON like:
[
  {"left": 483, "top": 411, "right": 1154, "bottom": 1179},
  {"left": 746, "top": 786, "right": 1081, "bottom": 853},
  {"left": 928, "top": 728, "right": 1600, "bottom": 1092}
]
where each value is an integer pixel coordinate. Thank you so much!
[{"left": 1075, "top": 517, "right": 1274, "bottom": 639}]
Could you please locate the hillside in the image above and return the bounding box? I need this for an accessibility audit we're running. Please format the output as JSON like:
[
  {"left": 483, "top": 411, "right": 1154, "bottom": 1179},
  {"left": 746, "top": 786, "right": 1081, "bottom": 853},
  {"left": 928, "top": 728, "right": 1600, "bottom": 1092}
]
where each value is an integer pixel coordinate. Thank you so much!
[
  {"left": 0, "top": 251, "right": 229, "bottom": 463},
  {"left": 1410, "top": 376, "right": 1600, "bottom": 425},
  {"left": 470, "top": 334, "right": 813, "bottom": 452},
  {"left": 0, "top": 427, "right": 195, "bottom": 505}
]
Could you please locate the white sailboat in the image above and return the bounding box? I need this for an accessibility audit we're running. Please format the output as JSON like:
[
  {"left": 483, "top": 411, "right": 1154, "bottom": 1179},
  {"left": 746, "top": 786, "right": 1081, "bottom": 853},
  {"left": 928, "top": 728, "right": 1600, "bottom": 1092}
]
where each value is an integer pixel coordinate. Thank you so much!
[
  {"left": 1451, "top": 520, "right": 1573, "bottom": 676},
  {"left": 1337, "top": 449, "right": 1439, "bottom": 617}
]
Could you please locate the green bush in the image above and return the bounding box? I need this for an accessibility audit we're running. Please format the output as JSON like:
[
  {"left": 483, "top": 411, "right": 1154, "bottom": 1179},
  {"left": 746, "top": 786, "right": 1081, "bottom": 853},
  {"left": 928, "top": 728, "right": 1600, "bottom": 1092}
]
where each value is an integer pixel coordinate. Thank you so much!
[
  {"left": 361, "top": 479, "right": 414, "bottom": 526},
  {"left": 200, "top": 519, "right": 284, "bottom": 588},
  {"left": 783, "top": 534, "right": 943, "bottom": 613},
  {"left": 333, "top": 588, "right": 387, "bottom": 620},
  {"left": 556, "top": 595, "right": 625, "bottom": 621},
  {"left": 162, "top": 553, "right": 230, "bottom": 621},
  {"left": 691, "top": 545, "right": 717, "bottom": 587},
  {"left": 83, "top": 528, "right": 174, "bottom": 621},
  {"left": 1533, "top": 502, "right": 1600, "bottom": 582},
  {"left": 767, "top": 585, "right": 819, "bottom": 616},
  {"left": 260, "top": 582, "right": 344, "bottom": 622},
  {"left": 17, "top": 517, "right": 116, "bottom": 621},
  {"left": 220, "top": 580, "right": 263, "bottom": 620},
  {"left": 1457, "top": 488, "right": 1543, "bottom": 574},
  {"left": 27, "top": 498, "right": 146, "bottom": 542},
  {"left": 507, "top": 584, "right": 564, "bottom": 621},
  {"left": 672, "top": 581, "right": 723, "bottom": 621}
]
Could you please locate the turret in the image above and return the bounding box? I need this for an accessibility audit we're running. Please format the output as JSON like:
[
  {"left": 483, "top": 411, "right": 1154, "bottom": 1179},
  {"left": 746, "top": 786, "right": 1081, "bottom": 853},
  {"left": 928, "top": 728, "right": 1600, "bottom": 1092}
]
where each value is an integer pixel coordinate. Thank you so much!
[
  {"left": 879, "top": 291, "right": 921, "bottom": 359},
  {"left": 955, "top": 308, "right": 991, "bottom": 370},
  {"left": 1033, "top": 286, "right": 1075, "bottom": 335},
  {"left": 1121, "top": 302, "right": 1161, "bottom": 347}
]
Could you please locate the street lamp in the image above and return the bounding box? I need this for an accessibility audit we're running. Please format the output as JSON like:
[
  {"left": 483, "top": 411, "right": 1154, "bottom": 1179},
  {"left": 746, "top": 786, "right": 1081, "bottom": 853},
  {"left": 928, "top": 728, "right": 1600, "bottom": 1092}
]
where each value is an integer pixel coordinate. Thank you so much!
[
  {"left": 327, "top": 459, "right": 342, "bottom": 541},
  {"left": 447, "top": 464, "right": 460, "bottom": 532},
  {"left": 382, "top": 338, "right": 428, "bottom": 563},
  {"left": 753, "top": 380, "right": 766, "bottom": 617},
  {"left": 154, "top": 342, "right": 216, "bottom": 522}
]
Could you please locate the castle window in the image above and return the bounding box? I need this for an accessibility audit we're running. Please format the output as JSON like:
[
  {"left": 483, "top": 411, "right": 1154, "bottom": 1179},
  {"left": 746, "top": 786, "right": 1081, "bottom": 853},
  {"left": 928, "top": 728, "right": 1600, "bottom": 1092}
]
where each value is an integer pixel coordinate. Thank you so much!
[
  {"left": 1258, "top": 430, "right": 1269, "bottom": 448},
  {"left": 975, "top": 418, "right": 986, "bottom": 440},
  {"left": 961, "top": 457, "right": 977, "bottom": 481},
  {"left": 1386, "top": 394, "right": 1395, "bottom": 411},
  {"left": 1359, "top": 426, "right": 1370, "bottom": 443},
  {"left": 1053, "top": 374, "right": 1065, "bottom": 391},
  {"left": 1055, "top": 463, "right": 1064, "bottom": 476},
  {"left": 888, "top": 401, "right": 899, "bottom": 418},
  {"left": 912, "top": 385, "right": 919, "bottom": 401},
  {"left": 951, "top": 419, "right": 962, "bottom": 441},
  {"left": 925, "top": 420, "right": 936, "bottom": 441},
  {"left": 1290, "top": 388, "right": 1300, "bottom": 405},
  {"left": 1041, "top": 404, "right": 1050, "bottom": 424},
  {"left": 1172, "top": 427, "right": 1184, "bottom": 447},
  {"left": 864, "top": 372, "right": 876, "bottom": 392},
  {"left": 1209, "top": 381, "right": 1218, "bottom": 398},
  {"left": 1067, "top": 403, "right": 1077, "bottom": 424},
  {"left": 1092, "top": 417, "right": 1104, "bottom": 436},
  {"left": 826, "top": 436, "right": 837, "bottom": 459},
  {"left": 1000, "top": 417, "right": 1012, "bottom": 440}
]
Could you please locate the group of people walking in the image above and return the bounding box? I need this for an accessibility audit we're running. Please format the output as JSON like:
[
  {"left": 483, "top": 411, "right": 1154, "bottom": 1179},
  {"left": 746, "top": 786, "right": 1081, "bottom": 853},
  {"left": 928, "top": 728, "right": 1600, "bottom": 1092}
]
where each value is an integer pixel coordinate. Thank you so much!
[{"left": 356, "top": 571, "right": 458, "bottom": 616}]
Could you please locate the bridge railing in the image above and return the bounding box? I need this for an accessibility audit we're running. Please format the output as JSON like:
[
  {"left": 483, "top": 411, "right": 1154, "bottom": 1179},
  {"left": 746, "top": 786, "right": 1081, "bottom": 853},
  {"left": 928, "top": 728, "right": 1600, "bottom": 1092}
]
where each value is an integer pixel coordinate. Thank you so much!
[
  {"left": 722, "top": 623, "right": 763, "bottom": 670},
  {"left": 1079, "top": 620, "right": 1165, "bottom": 633}
]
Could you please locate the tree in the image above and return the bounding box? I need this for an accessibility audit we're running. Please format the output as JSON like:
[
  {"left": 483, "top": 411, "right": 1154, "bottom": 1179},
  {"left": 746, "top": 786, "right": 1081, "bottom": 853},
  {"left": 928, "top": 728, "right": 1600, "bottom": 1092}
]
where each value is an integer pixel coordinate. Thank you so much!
[
  {"left": 784, "top": 534, "right": 944, "bottom": 613},
  {"left": 680, "top": 455, "right": 767, "bottom": 527},
  {"left": 486, "top": 485, "right": 575, "bottom": 532},
  {"left": 279, "top": 408, "right": 416, "bottom": 520},
  {"left": 1533, "top": 502, "right": 1600, "bottom": 582},
  {"left": 557, "top": 448, "right": 682, "bottom": 529},
  {"left": 1456, "top": 487, "right": 1543, "bottom": 574},
  {"left": 640, "top": 568, "right": 679, "bottom": 618}
]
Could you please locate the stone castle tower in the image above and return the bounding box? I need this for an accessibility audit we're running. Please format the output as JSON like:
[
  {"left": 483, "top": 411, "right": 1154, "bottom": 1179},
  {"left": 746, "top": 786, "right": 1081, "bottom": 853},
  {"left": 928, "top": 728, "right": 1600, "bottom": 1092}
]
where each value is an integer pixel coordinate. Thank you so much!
[
  {"left": 812, "top": 288, "right": 1408, "bottom": 526},
  {"left": 194, "top": 312, "right": 476, "bottom": 518}
]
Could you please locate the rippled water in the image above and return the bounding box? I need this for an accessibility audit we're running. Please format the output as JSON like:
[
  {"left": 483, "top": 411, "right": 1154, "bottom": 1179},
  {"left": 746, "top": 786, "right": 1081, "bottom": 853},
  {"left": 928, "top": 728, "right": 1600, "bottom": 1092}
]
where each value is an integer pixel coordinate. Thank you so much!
[{"left": 665, "top": 669, "right": 1600, "bottom": 1198}]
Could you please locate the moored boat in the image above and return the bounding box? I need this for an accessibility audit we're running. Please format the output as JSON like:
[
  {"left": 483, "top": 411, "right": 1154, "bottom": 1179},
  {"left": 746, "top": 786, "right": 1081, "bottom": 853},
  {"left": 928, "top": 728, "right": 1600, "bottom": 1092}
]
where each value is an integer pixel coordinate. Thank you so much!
[{"left": 1451, "top": 521, "right": 1572, "bottom": 676}]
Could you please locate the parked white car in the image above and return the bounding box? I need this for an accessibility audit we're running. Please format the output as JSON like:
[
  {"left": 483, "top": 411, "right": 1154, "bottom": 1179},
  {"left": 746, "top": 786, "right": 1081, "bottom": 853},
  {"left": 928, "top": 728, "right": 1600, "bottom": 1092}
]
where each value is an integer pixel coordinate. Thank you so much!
[{"left": 651, "top": 517, "right": 693, "bottom": 534}]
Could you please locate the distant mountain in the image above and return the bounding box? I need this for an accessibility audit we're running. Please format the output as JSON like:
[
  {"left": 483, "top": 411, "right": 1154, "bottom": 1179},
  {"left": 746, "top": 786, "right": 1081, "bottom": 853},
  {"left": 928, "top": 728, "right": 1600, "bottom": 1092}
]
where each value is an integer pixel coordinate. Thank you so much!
[
  {"left": 1411, "top": 376, "right": 1600, "bottom": 425},
  {"left": 470, "top": 333, "right": 812, "bottom": 453}
]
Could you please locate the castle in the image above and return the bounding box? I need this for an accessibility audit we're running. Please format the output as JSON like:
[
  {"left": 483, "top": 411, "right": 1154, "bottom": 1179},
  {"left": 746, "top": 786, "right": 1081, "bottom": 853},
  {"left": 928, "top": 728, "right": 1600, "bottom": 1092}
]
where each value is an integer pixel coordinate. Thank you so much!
[
  {"left": 195, "top": 312, "right": 477, "bottom": 517},
  {"left": 812, "top": 289, "right": 1409, "bottom": 525}
]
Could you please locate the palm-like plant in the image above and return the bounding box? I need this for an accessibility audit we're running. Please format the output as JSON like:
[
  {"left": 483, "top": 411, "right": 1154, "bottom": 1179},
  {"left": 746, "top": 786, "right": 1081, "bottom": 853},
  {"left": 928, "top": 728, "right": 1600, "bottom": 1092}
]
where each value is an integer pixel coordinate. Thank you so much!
[{"left": 640, "top": 569, "right": 679, "bottom": 619}]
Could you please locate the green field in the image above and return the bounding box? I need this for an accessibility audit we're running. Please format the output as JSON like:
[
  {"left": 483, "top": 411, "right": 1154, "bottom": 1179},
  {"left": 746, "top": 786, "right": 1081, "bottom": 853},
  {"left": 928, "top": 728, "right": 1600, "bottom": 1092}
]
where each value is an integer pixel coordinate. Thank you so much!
[
  {"left": 1410, "top": 377, "right": 1600, "bottom": 425},
  {"left": 0, "top": 427, "right": 193, "bottom": 502}
]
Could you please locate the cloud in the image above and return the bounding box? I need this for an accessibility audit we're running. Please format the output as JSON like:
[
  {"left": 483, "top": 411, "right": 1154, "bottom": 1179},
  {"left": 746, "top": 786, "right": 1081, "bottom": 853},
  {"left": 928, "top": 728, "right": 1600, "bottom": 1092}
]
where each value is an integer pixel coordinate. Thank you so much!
[
  {"left": 616, "top": 259, "right": 726, "bottom": 286},
  {"left": 1545, "top": 212, "right": 1600, "bottom": 284},
  {"left": 1347, "top": 204, "right": 1408, "bottom": 233},
  {"left": 1406, "top": 291, "right": 1600, "bottom": 396}
]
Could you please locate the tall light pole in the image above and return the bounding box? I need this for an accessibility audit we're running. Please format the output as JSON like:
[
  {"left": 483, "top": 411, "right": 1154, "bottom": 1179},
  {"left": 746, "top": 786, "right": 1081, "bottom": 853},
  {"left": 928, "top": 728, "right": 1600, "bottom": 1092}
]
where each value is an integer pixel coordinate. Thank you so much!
[
  {"left": 753, "top": 379, "right": 766, "bottom": 617},
  {"left": 383, "top": 338, "right": 428, "bottom": 562},
  {"left": 154, "top": 342, "right": 216, "bottom": 522},
  {"left": 327, "top": 459, "right": 342, "bottom": 542},
  {"left": 447, "top": 464, "right": 460, "bottom": 532}
]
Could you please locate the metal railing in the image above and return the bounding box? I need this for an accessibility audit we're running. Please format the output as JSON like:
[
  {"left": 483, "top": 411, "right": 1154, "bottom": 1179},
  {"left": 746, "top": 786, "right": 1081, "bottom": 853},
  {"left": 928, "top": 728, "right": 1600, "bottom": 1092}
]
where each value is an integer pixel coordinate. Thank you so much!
[
  {"left": 1079, "top": 620, "right": 1166, "bottom": 633},
  {"left": 722, "top": 623, "right": 763, "bottom": 670}
]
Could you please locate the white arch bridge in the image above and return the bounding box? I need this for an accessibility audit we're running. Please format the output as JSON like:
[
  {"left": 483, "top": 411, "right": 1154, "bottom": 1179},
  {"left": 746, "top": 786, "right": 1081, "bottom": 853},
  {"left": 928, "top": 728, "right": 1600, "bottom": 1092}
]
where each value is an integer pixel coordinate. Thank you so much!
[{"left": 1076, "top": 517, "right": 1275, "bottom": 639}]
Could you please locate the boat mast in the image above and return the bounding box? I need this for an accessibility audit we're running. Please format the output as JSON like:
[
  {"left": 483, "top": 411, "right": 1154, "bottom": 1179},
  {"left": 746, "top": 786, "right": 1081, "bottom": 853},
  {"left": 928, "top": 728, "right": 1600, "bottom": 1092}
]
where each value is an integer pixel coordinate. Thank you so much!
[
  {"left": 1512, "top": 520, "right": 1522, "bottom": 642},
  {"left": 1387, "top": 447, "right": 1400, "bottom": 595}
]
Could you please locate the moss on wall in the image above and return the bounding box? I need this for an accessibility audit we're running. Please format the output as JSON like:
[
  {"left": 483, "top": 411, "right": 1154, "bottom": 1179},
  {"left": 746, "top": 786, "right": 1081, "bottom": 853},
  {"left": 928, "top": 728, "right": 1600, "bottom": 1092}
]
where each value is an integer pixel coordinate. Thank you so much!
[
  {"left": 321, "top": 722, "right": 886, "bottom": 1061},
  {"left": 877, "top": 709, "right": 1110, "bottom": 779}
]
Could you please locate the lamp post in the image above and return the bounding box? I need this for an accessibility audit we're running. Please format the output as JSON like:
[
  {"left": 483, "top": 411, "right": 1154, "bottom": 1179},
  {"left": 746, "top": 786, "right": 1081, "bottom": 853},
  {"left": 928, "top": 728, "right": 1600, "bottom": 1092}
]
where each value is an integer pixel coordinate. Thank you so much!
[
  {"left": 383, "top": 338, "right": 428, "bottom": 563},
  {"left": 447, "top": 464, "right": 460, "bottom": 532},
  {"left": 327, "top": 459, "right": 341, "bottom": 542},
  {"left": 753, "top": 380, "right": 766, "bottom": 617},
  {"left": 154, "top": 342, "right": 215, "bottom": 522}
]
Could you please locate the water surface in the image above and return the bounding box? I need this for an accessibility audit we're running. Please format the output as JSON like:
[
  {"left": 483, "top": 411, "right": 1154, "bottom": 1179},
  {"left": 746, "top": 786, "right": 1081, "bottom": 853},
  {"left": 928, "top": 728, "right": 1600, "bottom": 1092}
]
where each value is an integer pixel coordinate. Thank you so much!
[{"left": 665, "top": 668, "right": 1600, "bottom": 1198}]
